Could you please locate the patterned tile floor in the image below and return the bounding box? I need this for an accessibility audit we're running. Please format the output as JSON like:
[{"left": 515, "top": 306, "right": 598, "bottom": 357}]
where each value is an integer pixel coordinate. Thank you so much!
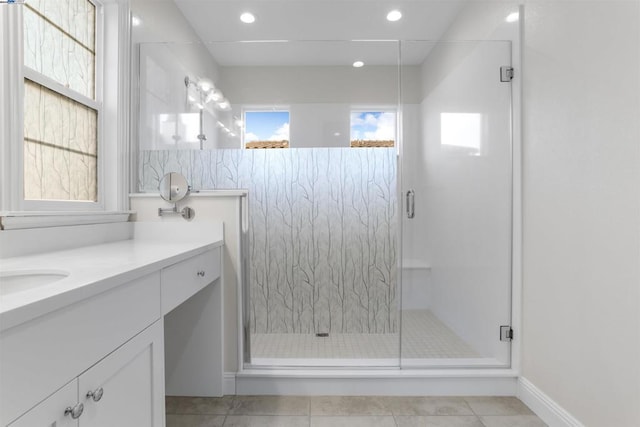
[
  {"left": 166, "top": 395, "right": 548, "bottom": 427},
  {"left": 250, "top": 310, "right": 477, "bottom": 365}
]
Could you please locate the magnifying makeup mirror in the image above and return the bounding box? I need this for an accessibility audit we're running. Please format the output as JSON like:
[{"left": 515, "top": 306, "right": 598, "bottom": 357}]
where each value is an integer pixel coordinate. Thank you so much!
[{"left": 158, "top": 172, "right": 195, "bottom": 220}]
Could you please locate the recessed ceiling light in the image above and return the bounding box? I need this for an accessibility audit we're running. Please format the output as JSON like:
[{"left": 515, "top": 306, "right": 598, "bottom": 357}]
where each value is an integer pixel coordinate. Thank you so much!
[
  {"left": 506, "top": 12, "right": 519, "bottom": 23},
  {"left": 353, "top": 61, "right": 364, "bottom": 68},
  {"left": 386, "top": 10, "right": 402, "bottom": 22},
  {"left": 240, "top": 12, "right": 256, "bottom": 24}
]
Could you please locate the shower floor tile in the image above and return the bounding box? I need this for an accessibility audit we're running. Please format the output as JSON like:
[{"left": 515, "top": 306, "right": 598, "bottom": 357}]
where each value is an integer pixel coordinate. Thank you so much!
[
  {"left": 401, "top": 310, "right": 478, "bottom": 359},
  {"left": 249, "top": 310, "right": 477, "bottom": 364}
]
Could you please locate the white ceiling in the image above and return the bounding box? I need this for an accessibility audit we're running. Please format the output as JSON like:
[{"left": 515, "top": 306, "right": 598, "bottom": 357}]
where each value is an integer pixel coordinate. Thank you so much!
[{"left": 171, "top": 0, "right": 467, "bottom": 66}]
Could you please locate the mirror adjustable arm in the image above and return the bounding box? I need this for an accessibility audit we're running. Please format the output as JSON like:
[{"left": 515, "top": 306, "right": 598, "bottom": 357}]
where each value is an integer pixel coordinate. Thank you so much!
[{"left": 158, "top": 204, "right": 195, "bottom": 220}]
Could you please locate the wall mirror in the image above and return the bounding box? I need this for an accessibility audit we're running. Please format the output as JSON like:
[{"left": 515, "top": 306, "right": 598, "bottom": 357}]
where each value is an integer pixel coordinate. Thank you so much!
[{"left": 136, "top": 40, "right": 402, "bottom": 151}]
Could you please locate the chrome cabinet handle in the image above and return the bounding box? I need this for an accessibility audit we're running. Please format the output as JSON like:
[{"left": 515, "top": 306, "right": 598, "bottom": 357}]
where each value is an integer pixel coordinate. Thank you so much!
[
  {"left": 64, "top": 403, "right": 84, "bottom": 419},
  {"left": 197, "top": 270, "right": 205, "bottom": 277},
  {"left": 86, "top": 387, "right": 104, "bottom": 402},
  {"left": 406, "top": 189, "right": 415, "bottom": 219}
]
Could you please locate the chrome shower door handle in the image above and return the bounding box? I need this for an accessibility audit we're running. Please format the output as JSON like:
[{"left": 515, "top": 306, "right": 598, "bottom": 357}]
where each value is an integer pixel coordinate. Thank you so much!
[{"left": 406, "top": 189, "right": 415, "bottom": 219}]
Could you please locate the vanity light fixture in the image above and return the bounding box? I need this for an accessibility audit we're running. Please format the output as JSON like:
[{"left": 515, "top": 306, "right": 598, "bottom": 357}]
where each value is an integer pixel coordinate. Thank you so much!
[
  {"left": 198, "top": 78, "right": 214, "bottom": 92},
  {"left": 184, "top": 75, "right": 235, "bottom": 149},
  {"left": 240, "top": 12, "right": 256, "bottom": 23},
  {"left": 353, "top": 61, "right": 364, "bottom": 68},
  {"left": 206, "top": 89, "right": 223, "bottom": 103},
  {"left": 185, "top": 76, "right": 229, "bottom": 111},
  {"left": 386, "top": 10, "right": 402, "bottom": 22},
  {"left": 506, "top": 12, "right": 519, "bottom": 22}
]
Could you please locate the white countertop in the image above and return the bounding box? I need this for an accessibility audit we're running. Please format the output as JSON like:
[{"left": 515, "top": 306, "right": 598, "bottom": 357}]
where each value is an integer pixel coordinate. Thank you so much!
[{"left": 0, "top": 222, "right": 223, "bottom": 331}]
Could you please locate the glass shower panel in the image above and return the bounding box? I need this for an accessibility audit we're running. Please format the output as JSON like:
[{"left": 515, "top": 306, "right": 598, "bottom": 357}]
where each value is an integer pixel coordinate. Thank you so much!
[
  {"left": 224, "top": 40, "right": 402, "bottom": 368},
  {"left": 400, "top": 41, "right": 513, "bottom": 367},
  {"left": 136, "top": 40, "right": 401, "bottom": 368}
]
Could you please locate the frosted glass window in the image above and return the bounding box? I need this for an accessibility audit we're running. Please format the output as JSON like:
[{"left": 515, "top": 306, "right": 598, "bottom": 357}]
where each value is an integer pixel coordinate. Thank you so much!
[
  {"left": 23, "top": 0, "right": 96, "bottom": 99},
  {"left": 23, "top": 80, "right": 97, "bottom": 201}
]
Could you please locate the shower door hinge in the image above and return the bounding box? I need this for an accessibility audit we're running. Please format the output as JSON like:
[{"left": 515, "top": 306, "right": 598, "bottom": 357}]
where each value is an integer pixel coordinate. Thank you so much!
[
  {"left": 500, "top": 325, "right": 513, "bottom": 342},
  {"left": 500, "top": 66, "right": 514, "bottom": 82}
]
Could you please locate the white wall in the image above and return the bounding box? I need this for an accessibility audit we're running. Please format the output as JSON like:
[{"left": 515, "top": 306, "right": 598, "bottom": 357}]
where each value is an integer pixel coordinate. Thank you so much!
[
  {"left": 521, "top": 1, "right": 640, "bottom": 426},
  {"left": 220, "top": 65, "right": 421, "bottom": 148},
  {"left": 437, "top": 2, "right": 640, "bottom": 424},
  {"left": 220, "top": 65, "right": 405, "bottom": 105}
]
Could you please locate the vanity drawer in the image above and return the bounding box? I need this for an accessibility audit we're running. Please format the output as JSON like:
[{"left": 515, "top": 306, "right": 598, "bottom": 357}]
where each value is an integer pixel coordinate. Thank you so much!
[
  {"left": 0, "top": 272, "right": 161, "bottom": 425},
  {"left": 161, "top": 247, "right": 220, "bottom": 315}
]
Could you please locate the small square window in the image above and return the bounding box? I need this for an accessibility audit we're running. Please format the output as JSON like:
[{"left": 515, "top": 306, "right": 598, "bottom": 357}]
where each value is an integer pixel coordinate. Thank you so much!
[
  {"left": 350, "top": 111, "right": 396, "bottom": 148},
  {"left": 244, "top": 110, "right": 290, "bottom": 149}
]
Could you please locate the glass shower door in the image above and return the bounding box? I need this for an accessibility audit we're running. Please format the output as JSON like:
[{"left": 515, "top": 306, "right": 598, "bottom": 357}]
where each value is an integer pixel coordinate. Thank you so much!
[{"left": 400, "top": 41, "right": 513, "bottom": 367}]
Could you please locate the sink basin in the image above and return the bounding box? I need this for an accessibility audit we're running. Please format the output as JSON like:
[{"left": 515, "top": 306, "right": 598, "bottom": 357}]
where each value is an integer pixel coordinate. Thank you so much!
[{"left": 0, "top": 270, "right": 70, "bottom": 296}]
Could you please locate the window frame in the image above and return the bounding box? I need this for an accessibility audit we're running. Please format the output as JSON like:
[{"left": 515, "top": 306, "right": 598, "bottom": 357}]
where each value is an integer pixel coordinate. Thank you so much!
[
  {"left": 0, "top": 0, "right": 131, "bottom": 225},
  {"left": 21, "top": 0, "right": 104, "bottom": 211}
]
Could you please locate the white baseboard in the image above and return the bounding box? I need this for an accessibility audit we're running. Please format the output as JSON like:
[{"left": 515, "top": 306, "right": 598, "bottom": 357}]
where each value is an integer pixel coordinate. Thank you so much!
[
  {"left": 223, "top": 372, "right": 237, "bottom": 395},
  {"left": 518, "top": 377, "right": 584, "bottom": 427},
  {"left": 235, "top": 369, "right": 518, "bottom": 396}
]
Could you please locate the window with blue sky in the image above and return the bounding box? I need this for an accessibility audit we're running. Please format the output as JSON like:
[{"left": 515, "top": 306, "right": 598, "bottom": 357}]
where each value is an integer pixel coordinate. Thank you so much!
[
  {"left": 244, "top": 110, "right": 290, "bottom": 149},
  {"left": 350, "top": 111, "right": 396, "bottom": 147}
]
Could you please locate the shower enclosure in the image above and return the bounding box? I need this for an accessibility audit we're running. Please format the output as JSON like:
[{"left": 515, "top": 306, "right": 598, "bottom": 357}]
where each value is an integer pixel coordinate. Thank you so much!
[
  {"left": 135, "top": 38, "right": 514, "bottom": 370},
  {"left": 400, "top": 40, "right": 513, "bottom": 368}
]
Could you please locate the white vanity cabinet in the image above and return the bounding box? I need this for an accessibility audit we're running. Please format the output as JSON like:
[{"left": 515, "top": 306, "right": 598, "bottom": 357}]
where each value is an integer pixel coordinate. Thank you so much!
[
  {"left": 161, "top": 247, "right": 221, "bottom": 315},
  {"left": 2, "top": 271, "right": 164, "bottom": 427},
  {"left": 7, "top": 380, "right": 78, "bottom": 427},
  {"left": 1, "top": 242, "right": 223, "bottom": 427},
  {"left": 8, "top": 321, "right": 164, "bottom": 427},
  {"left": 78, "top": 320, "right": 164, "bottom": 427},
  {"left": 163, "top": 247, "right": 223, "bottom": 397}
]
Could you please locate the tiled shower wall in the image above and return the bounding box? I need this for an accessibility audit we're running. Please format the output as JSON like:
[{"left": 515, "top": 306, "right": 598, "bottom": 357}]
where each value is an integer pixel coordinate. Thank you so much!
[{"left": 140, "top": 148, "right": 398, "bottom": 334}]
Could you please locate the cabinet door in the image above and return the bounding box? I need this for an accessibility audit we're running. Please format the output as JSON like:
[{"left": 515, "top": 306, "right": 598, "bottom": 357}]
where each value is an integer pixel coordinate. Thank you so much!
[
  {"left": 78, "top": 321, "right": 165, "bottom": 427},
  {"left": 8, "top": 380, "right": 79, "bottom": 427}
]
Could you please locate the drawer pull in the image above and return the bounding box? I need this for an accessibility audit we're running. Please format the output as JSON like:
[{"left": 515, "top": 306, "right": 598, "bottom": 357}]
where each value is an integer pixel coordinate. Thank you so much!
[
  {"left": 197, "top": 270, "right": 206, "bottom": 277},
  {"left": 64, "top": 403, "right": 84, "bottom": 419},
  {"left": 87, "top": 387, "right": 104, "bottom": 402}
]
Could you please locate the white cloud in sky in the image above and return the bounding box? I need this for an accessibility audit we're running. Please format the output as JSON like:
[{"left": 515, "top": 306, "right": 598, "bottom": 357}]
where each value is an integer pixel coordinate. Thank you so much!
[
  {"left": 244, "top": 132, "right": 260, "bottom": 142},
  {"left": 351, "top": 112, "right": 395, "bottom": 140},
  {"left": 268, "top": 122, "right": 290, "bottom": 141},
  {"left": 365, "top": 112, "right": 395, "bottom": 140}
]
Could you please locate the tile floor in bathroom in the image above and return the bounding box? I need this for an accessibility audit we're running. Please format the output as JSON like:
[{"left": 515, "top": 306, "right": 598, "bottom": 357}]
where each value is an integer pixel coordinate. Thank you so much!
[
  {"left": 166, "top": 395, "right": 547, "bottom": 426},
  {"left": 251, "top": 310, "right": 478, "bottom": 364}
]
